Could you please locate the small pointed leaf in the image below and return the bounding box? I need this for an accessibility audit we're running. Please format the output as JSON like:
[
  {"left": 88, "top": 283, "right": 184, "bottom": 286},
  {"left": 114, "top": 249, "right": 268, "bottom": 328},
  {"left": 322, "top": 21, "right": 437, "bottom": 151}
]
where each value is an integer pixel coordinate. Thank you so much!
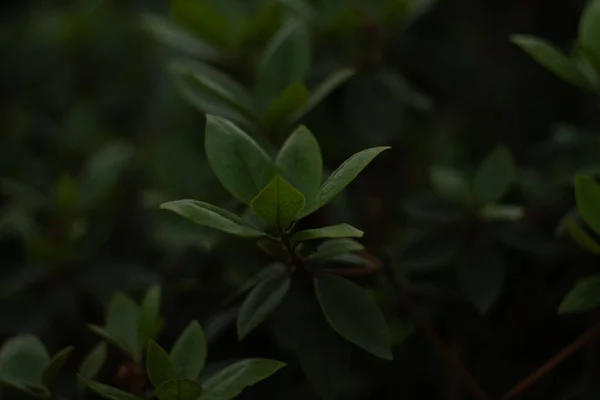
[
  {"left": 237, "top": 272, "right": 291, "bottom": 339},
  {"left": 303, "top": 147, "right": 390, "bottom": 217},
  {"left": 79, "top": 377, "right": 143, "bottom": 400},
  {"left": 250, "top": 176, "right": 305, "bottom": 229},
  {"left": 579, "top": 0, "right": 600, "bottom": 67},
  {"left": 138, "top": 285, "right": 162, "bottom": 348},
  {"left": 511, "top": 35, "right": 592, "bottom": 90},
  {"left": 565, "top": 217, "right": 600, "bottom": 254},
  {"left": 147, "top": 341, "right": 176, "bottom": 388},
  {"left": 293, "top": 224, "right": 363, "bottom": 242},
  {"left": 155, "top": 378, "right": 203, "bottom": 400},
  {"left": 160, "top": 200, "right": 265, "bottom": 238},
  {"left": 575, "top": 174, "right": 600, "bottom": 235},
  {"left": 170, "top": 321, "right": 207, "bottom": 380},
  {"left": 276, "top": 125, "right": 322, "bottom": 204},
  {"left": 42, "top": 346, "right": 74, "bottom": 387},
  {"left": 559, "top": 275, "right": 600, "bottom": 314},
  {"left": 105, "top": 293, "right": 141, "bottom": 360},
  {"left": 262, "top": 83, "right": 310, "bottom": 127},
  {"left": 473, "top": 145, "right": 516, "bottom": 204},
  {"left": 308, "top": 239, "right": 364, "bottom": 261},
  {"left": 78, "top": 342, "right": 107, "bottom": 391},
  {"left": 201, "top": 359, "right": 286, "bottom": 400}
]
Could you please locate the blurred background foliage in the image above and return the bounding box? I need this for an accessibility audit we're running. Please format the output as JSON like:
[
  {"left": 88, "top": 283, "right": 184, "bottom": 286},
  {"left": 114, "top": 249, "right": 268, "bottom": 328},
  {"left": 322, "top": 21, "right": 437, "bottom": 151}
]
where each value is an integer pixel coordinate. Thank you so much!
[{"left": 2, "top": 0, "right": 600, "bottom": 399}]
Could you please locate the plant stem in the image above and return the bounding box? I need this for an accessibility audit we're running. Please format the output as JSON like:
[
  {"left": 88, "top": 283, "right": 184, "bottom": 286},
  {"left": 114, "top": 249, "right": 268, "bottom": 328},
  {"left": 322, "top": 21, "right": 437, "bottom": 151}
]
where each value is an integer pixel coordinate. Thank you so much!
[
  {"left": 501, "top": 320, "right": 600, "bottom": 400},
  {"left": 384, "top": 258, "right": 491, "bottom": 400}
]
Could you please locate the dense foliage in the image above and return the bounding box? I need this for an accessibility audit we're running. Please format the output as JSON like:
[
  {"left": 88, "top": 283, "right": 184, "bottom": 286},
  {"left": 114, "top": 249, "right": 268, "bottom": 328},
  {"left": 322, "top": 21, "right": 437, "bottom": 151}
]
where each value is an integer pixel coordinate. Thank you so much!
[{"left": 3, "top": 0, "right": 600, "bottom": 399}]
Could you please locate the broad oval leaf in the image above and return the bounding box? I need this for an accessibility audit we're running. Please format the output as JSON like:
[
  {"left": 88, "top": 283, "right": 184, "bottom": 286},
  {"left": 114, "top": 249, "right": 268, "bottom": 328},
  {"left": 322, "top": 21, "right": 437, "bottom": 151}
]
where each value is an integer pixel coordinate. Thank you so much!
[
  {"left": 155, "top": 378, "right": 203, "bottom": 400},
  {"left": 79, "top": 377, "right": 143, "bottom": 400},
  {"left": 257, "top": 19, "right": 311, "bottom": 108},
  {"left": 308, "top": 238, "right": 364, "bottom": 261},
  {"left": 293, "top": 223, "right": 363, "bottom": 242},
  {"left": 78, "top": 342, "right": 107, "bottom": 391},
  {"left": 276, "top": 125, "right": 322, "bottom": 205},
  {"left": 237, "top": 272, "right": 291, "bottom": 339},
  {"left": 511, "top": 35, "right": 592, "bottom": 90},
  {"left": 579, "top": 0, "right": 600, "bottom": 67},
  {"left": 201, "top": 359, "right": 286, "bottom": 400},
  {"left": 473, "top": 144, "right": 516, "bottom": 204},
  {"left": 138, "top": 285, "right": 162, "bottom": 349},
  {"left": 0, "top": 334, "right": 50, "bottom": 396},
  {"left": 315, "top": 274, "right": 393, "bottom": 360},
  {"left": 171, "top": 321, "right": 207, "bottom": 380},
  {"left": 559, "top": 275, "right": 600, "bottom": 314},
  {"left": 160, "top": 200, "right": 265, "bottom": 238},
  {"left": 429, "top": 166, "right": 471, "bottom": 204},
  {"left": 575, "top": 174, "right": 600, "bottom": 235},
  {"left": 250, "top": 176, "right": 305, "bottom": 229},
  {"left": 303, "top": 147, "right": 390, "bottom": 217},
  {"left": 42, "top": 346, "right": 74, "bottom": 387},
  {"left": 205, "top": 116, "right": 276, "bottom": 204},
  {"left": 147, "top": 341, "right": 176, "bottom": 388}
]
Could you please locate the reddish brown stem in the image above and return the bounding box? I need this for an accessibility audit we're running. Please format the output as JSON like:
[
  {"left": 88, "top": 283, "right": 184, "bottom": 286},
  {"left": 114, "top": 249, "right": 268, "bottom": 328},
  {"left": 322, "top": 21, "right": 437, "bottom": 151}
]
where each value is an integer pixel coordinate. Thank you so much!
[
  {"left": 501, "top": 321, "right": 600, "bottom": 400},
  {"left": 384, "top": 258, "right": 490, "bottom": 400}
]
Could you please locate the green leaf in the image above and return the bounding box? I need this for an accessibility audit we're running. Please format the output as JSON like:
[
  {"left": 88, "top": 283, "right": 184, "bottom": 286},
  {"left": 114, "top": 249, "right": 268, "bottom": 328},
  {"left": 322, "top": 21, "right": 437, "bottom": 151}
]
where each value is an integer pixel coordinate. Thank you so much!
[
  {"left": 78, "top": 342, "right": 107, "bottom": 391},
  {"left": 275, "top": 125, "right": 323, "bottom": 205},
  {"left": 237, "top": 272, "right": 291, "bottom": 339},
  {"left": 257, "top": 19, "right": 311, "bottom": 108},
  {"left": 429, "top": 166, "right": 471, "bottom": 204},
  {"left": 170, "top": 0, "right": 235, "bottom": 49},
  {"left": 473, "top": 144, "right": 516, "bottom": 204},
  {"left": 155, "top": 378, "right": 203, "bottom": 400},
  {"left": 105, "top": 293, "right": 141, "bottom": 360},
  {"left": 575, "top": 174, "right": 600, "bottom": 235},
  {"left": 141, "top": 13, "right": 220, "bottom": 60},
  {"left": 565, "top": 217, "right": 600, "bottom": 254},
  {"left": 171, "top": 321, "right": 207, "bottom": 380},
  {"left": 315, "top": 274, "right": 393, "bottom": 360},
  {"left": 0, "top": 334, "right": 50, "bottom": 396},
  {"left": 293, "top": 224, "right": 363, "bottom": 242},
  {"left": 88, "top": 326, "right": 133, "bottom": 359},
  {"left": 302, "top": 147, "right": 390, "bottom": 217},
  {"left": 79, "top": 141, "right": 135, "bottom": 209},
  {"left": 262, "top": 83, "right": 310, "bottom": 127},
  {"left": 511, "top": 35, "right": 592, "bottom": 90},
  {"left": 138, "top": 285, "right": 162, "bottom": 349},
  {"left": 250, "top": 176, "right": 306, "bottom": 229},
  {"left": 205, "top": 115, "right": 276, "bottom": 204},
  {"left": 580, "top": 0, "right": 600, "bottom": 69},
  {"left": 288, "top": 68, "right": 356, "bottom": 125},
  {"left": 458, "top": 251, "right": 506, "bottom": 314},
  {"left": 559, "top": 275, "right": 600, "bottom": 313},
  {"left": 307, "top": 238, "right": 364, "bottom": 261},
  {"left": 79, "top": 377, "right": 143, "bottom": 400},
  {"left": 201, "top": 359, "right": 286, "bottom": 400},
  {"left": 160, "top": 200, "right": 265, "bottom": 238},
  {"left": 147, "top": 341, "right": 176, "bottom": 388},
  {"left": 170, "top": 60, "right": 256, "bottom": 128},
  {"left": 42, "top": 346, "right": 73, "bottom": 387}
]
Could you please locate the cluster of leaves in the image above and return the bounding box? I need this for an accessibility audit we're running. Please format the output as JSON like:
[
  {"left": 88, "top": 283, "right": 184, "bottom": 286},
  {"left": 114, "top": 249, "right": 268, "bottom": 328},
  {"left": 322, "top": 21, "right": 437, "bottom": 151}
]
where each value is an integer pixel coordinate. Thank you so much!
[{"left": 0, "top": 285, "right": 284, "bottom": 400}]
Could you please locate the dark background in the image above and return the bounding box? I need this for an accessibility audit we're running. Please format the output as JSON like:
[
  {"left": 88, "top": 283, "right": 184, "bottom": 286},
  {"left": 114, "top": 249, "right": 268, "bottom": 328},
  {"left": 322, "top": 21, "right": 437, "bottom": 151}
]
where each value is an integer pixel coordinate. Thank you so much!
[{"left": 2, "top": 0, "right": 600, "bottom": 399}]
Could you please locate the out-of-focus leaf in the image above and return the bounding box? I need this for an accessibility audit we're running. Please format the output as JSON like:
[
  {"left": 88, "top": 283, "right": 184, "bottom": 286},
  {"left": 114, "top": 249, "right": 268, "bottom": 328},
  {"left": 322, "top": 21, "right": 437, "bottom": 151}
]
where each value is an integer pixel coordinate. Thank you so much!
[
  {"left": 138, "top": 285, "right": 162, "bottom": 348},
  {"left": 565, "top": 217, "right": 600, "bottom": 254},
  {"left": 78, "top": 342, "right": 107, "bottom": 391},
  {"left": 579, "top": 0, "right": 600, "bottom": 72},
  {"left": 458, "top": 251, "right": 506, "bottom": 314},
  {"left": 171, "top": 321, "right": 207, "bottom": 380},
  {"left": 141, "top": 13, "right": 220, "bottom": 60},
  {"left": 262, "top": 82, "right": 310, "bottom": 128},
  {"left": 559, "top": 275, "right": 600, "bottom": 313},
  {"left": 575, "top": 174, "right": 600, "bottom": 235},
  {"left": 429, "top": 166, "right": 471, "bottom": 204},
  {"left": 473, "top": 144, "right": 516, "bottom": 204},
  {"left": 0, "top": 334, "right": 50, "bottom": 397},
  {"left": 42, "top": 346, "right": 73, "bottom": 387}
]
